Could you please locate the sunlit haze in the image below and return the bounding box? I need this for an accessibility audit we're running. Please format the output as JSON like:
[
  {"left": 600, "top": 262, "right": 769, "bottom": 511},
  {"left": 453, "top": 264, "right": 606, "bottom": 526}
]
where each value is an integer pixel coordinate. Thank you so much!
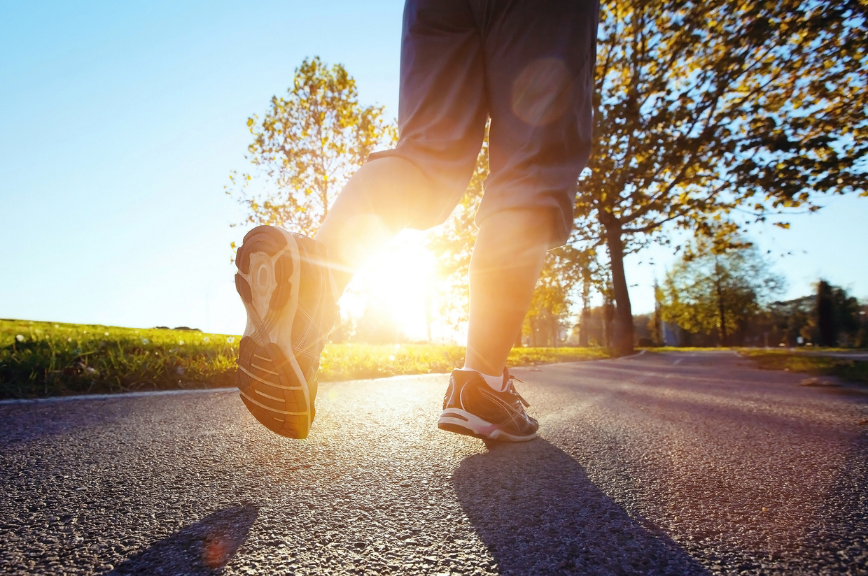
[{"left": 339, "top": 230, "right": 443, "bottom": 343}]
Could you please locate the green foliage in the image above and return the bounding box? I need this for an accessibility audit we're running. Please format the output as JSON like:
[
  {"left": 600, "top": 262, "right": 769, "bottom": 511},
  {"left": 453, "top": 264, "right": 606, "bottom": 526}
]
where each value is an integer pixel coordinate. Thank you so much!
[
  {"left": 573, "top": 0, "right": 868, "bottom": 354},
  {"left": 227, "top": 57, "right": 397, "bottom": 236},
  {"left": 0, "top": 319, "right": 610, "bottom": 399},
  {"left": 764, "top": 295, "right": 816, "bottom": 347},
  {"left": 660, "top": 238, "right": 784, "bottom": 345},
  {"left": 580, "top": 0, "right": 867, "bottom": 250},
  {"left": 817, "top": 280, "right": 836, "bottom": 346},
  {"left": 816, "top": 280, "right": 864, "bottom": 347},
  {"left": 730, "top": 283, "right": 866, "bottom": 348}
]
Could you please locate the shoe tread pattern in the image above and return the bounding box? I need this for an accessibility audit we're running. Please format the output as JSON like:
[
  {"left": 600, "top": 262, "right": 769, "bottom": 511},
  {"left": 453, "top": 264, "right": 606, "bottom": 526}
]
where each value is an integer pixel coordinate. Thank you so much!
[
  {"left": 237, "top": 336, "right": 310, "bottom": 438},
  {"left": 269, "top": 252, "right": 293, "bottom": 310}
]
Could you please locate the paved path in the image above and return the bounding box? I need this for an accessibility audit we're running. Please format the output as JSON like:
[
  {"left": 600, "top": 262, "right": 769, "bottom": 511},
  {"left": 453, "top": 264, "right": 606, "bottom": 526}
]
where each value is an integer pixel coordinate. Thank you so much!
[{"left": 1, "top": 352, "right": 867, "bottom": 575}]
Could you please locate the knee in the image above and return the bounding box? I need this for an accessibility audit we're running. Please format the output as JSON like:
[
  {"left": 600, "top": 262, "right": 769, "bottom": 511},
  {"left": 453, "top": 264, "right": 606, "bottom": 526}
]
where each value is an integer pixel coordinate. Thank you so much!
[{"left": 477, "top": 208, "right": 556, "bottom": 245}]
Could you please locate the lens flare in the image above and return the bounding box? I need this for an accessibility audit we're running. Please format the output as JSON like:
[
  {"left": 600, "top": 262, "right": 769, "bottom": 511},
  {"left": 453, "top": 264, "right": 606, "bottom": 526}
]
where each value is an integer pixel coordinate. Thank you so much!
[{"left": 511, "top": 58, "right": 573, "bottom": 126}]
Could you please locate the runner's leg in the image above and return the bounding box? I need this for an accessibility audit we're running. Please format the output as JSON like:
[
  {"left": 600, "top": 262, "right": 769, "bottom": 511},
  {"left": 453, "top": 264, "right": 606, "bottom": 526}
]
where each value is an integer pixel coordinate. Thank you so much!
[
  {"left": 463, "top": 0, "right": 599, "bottom": 376},
  {"left": 314, "top": 157, "right": 431, "bottom": 295},
  {"left": 463, "top": 208, "right": 552, "bottom": 377}
]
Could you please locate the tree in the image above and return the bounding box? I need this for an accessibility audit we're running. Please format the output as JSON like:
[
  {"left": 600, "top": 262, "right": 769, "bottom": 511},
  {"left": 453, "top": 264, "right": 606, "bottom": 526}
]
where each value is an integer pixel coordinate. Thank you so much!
[
  {"left": 858, "top": 303, "right": 868, "bottom": 349},
  {"left": 227, "top": 57, "right": 396, "bottom": 236},
  {"left": 523, "top": 251, "right": 576, "bottom": 347},
  {"left": 575, "top": 0, "right": 868, "bottom": 355},
  {"left": 650, "top": 280, "right": 664, "bottom": 346},
  {"left": 769, "top": 296, "right": 814, "bottom": 347},
  {"left": 354, "top": 299, "right": 402, "bottom": 344},
  {"left": 817, "top": 280, "right": 864, "bottom": 347},
  {"left": 660, "top": 238, "right": 784, "bottom": 346},
  {"left": 816, "top": 280, "right": 836, "bottom": 346},
  {"left": 831, "top": 284, "right": 863, "bottom": 347},
  {"left": 575, "top": 247, "right": 602, "bottom": 347}
]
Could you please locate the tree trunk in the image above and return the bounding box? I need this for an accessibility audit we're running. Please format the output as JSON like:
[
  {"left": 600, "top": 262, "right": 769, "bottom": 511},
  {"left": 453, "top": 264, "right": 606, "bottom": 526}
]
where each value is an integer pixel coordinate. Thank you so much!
[
  {"left": 652, "top": 281, "right": 663, "bottom": 346},
  {"left": 551, "top": 311, "right": 558, "bottom": 348},
  {"left": 714, "top": 260, "right": 728, "bottom": 346},
  {"left": 580, "top": 306, "right": 590, "bottom": 347},
  {"left": 816, "top": 280, "right": 836, "bottom": 347},
  {"left": 580, "top": 279, "right": 591, "bottom": 347},
  {"left": 605, "top": 223, "right": 634, "bottom": 356}
]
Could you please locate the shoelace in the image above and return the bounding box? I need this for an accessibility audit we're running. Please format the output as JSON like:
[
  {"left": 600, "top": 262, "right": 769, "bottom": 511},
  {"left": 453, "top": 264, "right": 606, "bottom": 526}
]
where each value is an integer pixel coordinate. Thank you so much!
[{"left": 505, "top": 375, "right": 530, "bottom": 408}]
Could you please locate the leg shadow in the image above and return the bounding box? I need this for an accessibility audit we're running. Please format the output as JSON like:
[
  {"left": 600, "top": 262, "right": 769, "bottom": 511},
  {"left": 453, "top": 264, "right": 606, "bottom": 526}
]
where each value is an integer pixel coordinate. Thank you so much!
[
  {"left": 107, "top": 504, "right": 259, "bottom": 575},
  {"left": 452, "top": 439, "right": 708, "bottom": 575}
]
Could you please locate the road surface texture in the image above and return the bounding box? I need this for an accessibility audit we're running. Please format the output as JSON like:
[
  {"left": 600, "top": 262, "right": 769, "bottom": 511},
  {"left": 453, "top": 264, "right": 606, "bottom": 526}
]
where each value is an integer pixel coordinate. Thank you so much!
[{"left": 1, "top": 351, "right": 867, "bottom": 575}]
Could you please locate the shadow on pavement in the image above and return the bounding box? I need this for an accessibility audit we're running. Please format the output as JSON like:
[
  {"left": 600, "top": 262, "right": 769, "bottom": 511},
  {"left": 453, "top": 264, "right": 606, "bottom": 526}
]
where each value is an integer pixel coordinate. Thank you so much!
[
  {"left": 106, "top": 504, "right": 258, "bottom": 575},
  {"left": 452, "top": 439, "right": 707, "bottom": 575}
]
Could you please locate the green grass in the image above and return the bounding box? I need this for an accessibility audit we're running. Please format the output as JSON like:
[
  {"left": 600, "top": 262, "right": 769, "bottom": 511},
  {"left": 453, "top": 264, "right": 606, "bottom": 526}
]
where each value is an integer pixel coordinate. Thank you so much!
[
  {"left": 641, "top": 346, "right": 735, "bottom": 353},
  {"left": 738, "top": 349, "right": 868, "bottom": 384},
  {"left": 0, "top": 319, "right": 609, "bottom": 399},
  {"left": 0, "top": 319, "right": 239, "bottom": 398}
]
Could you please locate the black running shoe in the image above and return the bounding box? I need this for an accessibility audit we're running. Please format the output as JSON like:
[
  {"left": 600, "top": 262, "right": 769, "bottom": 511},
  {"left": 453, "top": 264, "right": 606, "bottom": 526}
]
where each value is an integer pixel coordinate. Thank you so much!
[
  {"left": 233, "top": 226, "right": 338, "bottom": 439},
  {"left": 438, "top": 369, "right": 539, "bottom": 442}
]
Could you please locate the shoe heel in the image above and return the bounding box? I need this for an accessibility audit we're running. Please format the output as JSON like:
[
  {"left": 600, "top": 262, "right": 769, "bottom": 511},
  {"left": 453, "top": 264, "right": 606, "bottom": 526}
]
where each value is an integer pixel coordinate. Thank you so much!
[
  {"left": 235, "top": 226, "right": 294, "bottom": 315},
  {"left": 234, "top": 226, "right": 312, "bottom": 439}
]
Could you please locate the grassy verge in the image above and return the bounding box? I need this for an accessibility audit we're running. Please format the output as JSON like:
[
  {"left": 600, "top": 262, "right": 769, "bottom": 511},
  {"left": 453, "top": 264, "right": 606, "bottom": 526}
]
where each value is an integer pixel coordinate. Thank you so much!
[
  {"left": 0, "top": 319, "right": 609, "bottom": 399},
  {"left": 738, "top": 349, "right": 868, "bottom": 384},
  {"left": 641, "top": 346, "right": 735, "bottom": 353}
]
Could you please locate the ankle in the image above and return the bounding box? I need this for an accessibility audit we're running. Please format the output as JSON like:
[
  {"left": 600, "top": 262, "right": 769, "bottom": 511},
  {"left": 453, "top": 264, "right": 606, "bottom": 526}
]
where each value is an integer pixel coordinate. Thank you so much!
[{"left": 459, "top": 366, "right": 507, "bottom": 392}]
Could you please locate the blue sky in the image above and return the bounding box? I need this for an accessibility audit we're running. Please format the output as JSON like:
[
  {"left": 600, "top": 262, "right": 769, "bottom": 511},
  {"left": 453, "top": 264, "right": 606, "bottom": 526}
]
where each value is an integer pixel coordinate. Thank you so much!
[{"left": 1, "top": 0, "right": 866, "bottom": 336}]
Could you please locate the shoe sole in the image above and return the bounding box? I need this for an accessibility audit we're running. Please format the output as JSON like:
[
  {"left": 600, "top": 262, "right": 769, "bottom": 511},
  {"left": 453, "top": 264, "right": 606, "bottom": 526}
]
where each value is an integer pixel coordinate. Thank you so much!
[
  {"left": 234, "top": 226, "right": 312, "bottom": 439},
  {"left": 438, "top": 409, "right": 537, "bottom": 442}
]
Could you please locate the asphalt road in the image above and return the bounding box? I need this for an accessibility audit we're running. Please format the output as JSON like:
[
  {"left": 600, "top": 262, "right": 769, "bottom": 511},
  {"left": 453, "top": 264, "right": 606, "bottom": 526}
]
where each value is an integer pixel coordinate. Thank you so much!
[{"left": 1, "top": 351, "right": 867, "bottom": 575}]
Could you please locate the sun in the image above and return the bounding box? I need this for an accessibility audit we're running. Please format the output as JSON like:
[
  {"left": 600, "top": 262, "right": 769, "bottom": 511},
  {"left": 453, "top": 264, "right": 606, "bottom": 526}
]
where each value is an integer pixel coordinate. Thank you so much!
[{"left": 338, "top": 230, "right": 440, "bottom": 342}]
